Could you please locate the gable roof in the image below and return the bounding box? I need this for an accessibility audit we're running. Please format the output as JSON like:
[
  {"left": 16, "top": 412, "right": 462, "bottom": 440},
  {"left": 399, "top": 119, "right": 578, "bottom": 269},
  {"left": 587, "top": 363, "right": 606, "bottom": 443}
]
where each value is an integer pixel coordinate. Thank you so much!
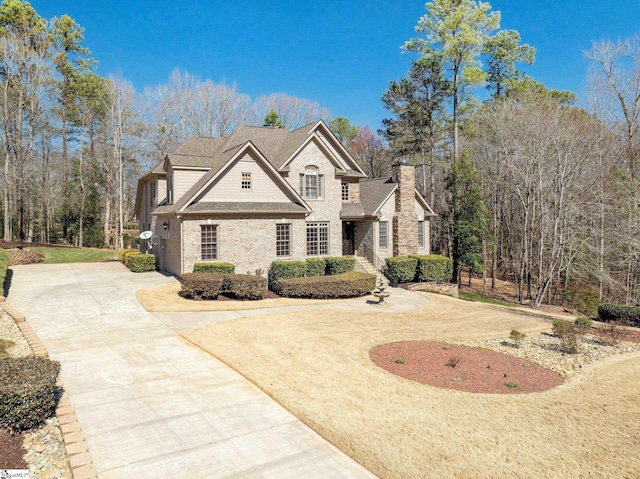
[
  {"left": 359, "top": 177, "right": 397, "bottom": 216},
  {"left": 154, "top": 141, "right": 311, "bottom": 216}
]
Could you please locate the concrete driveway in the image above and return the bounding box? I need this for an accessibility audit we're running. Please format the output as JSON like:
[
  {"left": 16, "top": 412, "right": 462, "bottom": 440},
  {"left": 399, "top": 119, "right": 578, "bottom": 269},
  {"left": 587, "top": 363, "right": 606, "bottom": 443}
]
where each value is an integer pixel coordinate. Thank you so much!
[{"left": 8, "top": 262, "right": 376, "bottom": 478}]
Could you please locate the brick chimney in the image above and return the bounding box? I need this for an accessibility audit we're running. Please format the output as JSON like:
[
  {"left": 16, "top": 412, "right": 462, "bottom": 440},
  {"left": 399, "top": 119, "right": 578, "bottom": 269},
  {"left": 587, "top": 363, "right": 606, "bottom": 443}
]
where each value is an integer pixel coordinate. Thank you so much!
[{"left": 392, "top": 162, "right": 418, "bottom": 256}]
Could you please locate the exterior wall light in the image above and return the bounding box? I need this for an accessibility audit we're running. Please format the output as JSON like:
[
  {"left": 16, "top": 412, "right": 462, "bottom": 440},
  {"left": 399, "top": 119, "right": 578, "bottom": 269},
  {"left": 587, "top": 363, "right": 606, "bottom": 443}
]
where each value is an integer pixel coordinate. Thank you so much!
[{"left": 162, "top": 222, "right": 168, "bottom": 230}]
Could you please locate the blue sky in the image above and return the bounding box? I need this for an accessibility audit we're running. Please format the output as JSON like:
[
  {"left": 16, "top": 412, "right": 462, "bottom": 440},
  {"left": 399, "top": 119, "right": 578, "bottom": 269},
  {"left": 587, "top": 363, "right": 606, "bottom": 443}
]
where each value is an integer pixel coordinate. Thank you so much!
[{"left": 31, "top": 1, "right": 640, "bottom": 130}]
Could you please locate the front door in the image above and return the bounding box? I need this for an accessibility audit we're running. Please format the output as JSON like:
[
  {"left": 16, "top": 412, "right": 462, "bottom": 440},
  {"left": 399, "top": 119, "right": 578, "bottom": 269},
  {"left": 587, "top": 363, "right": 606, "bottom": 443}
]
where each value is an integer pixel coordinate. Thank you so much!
[{"left": 342, "top": 222, "right": 355, "bottom": 255}]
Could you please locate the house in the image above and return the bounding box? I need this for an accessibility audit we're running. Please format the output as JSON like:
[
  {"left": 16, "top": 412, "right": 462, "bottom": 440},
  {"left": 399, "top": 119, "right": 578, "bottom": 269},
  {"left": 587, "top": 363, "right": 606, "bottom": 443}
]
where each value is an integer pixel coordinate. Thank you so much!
[{"left": 134, "top": 120, "right": 436, "bottom": 276}]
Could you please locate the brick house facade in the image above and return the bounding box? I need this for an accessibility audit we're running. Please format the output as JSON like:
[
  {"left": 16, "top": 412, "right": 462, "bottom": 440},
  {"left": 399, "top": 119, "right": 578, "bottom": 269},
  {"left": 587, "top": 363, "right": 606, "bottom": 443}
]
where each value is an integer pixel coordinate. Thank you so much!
[{"left": 134, "top": 121, "right": 435, "bottom": 276}]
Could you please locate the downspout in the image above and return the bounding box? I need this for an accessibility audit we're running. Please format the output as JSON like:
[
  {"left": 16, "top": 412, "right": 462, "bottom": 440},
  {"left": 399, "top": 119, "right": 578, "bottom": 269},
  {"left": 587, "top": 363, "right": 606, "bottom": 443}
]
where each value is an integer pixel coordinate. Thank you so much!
[{"left": 178, "top": 215, "right": 184, "bottom": 275}]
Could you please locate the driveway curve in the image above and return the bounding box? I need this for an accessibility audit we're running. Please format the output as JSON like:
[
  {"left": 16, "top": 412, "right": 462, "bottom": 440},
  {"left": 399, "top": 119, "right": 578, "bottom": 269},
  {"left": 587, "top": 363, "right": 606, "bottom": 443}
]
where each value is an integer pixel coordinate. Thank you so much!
[{"left": 8, "top": 262, "right": 376, "bottom": 479}]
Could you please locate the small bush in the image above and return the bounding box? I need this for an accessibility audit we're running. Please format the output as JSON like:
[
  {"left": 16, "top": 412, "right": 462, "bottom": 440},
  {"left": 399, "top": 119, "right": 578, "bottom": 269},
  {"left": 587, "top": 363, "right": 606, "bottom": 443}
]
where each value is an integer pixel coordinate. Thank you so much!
[
  {"left": 325, "top": 257, "right": 355, "bottom": 275},
  {"left": 277, "top": 272, "right": 376, "bottom": 299},
  {"left": 120, "top": 249, "right": 141, "bottom": 266},
  {"left": 411, "top": 254, "right": 453, "bottom": 282},
  {"left": 222, "top": 274, "right": 266, "bottom": 300},
  {"left": 0, "top": 339, "right": 15, "bottom": 359},
  {"left": 127, "top": 254, "right": 156, "bottom": 272},
  {"left": 193, "top": 262, "right": 235, "bottom": 274},
  {"left": 510, "top": 329, "right": 526, "bottom": 348},
  {"left": 305, "top": 258, "right": 326, "bottom": 277},
  {"left": 574, "top": 317, "right": 593, "bottom": 331},
  {"left": 598, "top": 303, "right": 640, "bottom": 327},
  {"left": 384, "top": 256, "right": 418, "bottom": 282},
  {"left": 552, "top": 319, "right": 584, "bottom": 354},
  {"left": 180, "top": 273, "right": 225, "bottom": 300},
  {"left": 0, "top": 357, "right": 60, "bottom": 432},
  {"left": 600, "top": 321, "right": 625, "bottom": 346},
  {"left": 268, "top": 260, "right": 307, "bottom": 292},
  {"left": 505, "top": 381, "right": 518, "bottom": 389}
]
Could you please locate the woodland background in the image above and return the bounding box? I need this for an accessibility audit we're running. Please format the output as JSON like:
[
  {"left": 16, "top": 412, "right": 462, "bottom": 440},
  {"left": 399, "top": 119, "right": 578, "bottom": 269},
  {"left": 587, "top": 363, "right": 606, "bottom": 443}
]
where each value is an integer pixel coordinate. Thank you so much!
[{"left": 1, "top": 0, "right": 639, "bottom": 310}]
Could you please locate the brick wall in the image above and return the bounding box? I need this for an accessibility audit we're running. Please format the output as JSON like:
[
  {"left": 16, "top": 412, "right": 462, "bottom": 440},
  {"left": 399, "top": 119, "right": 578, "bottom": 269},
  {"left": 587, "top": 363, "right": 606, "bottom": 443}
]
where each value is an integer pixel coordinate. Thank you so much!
[{"left": 182, "top": 215, "right": 307, "bottom": 275}]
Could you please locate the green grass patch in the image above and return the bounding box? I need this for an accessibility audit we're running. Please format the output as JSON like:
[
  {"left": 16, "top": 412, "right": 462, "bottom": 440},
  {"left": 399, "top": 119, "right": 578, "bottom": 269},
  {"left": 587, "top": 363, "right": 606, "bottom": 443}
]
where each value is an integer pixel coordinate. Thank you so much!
[
  {"left": 458, "top": 292, "right": 515, "bottom": 307},
  {"left": 31, "top": 247, "right": 115, "bottom": 264}
]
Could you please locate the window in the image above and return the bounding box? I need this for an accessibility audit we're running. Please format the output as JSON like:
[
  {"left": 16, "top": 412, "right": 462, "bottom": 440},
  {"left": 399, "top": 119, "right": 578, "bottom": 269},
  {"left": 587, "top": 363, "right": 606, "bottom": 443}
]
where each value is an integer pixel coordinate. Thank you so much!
[
  {"left": 300, "top": 166, "right": 324, "bottom": 199},
  {"left": 242, "top": 172, "right": 251, "bottom": 189},
  {"left": 276, "top": 224, "right": 290, "bottom": 257},
  {"left": 418, "top": 221, "right": 425, "bottom": 248},
  {"left": 306, "top": 222, "right": 328, "bottom": 255},
  {"left": 342, "top": 181, "right": 349, "bottom": 201},
  {"left": 201, "top": 225, "right": 218, "bottom": 260},
  {"left": 167, "top": 175, "right": 173, "bottom": 204},
  {"left": 379, "top": 221, "right": 389, "bottom": 249}
]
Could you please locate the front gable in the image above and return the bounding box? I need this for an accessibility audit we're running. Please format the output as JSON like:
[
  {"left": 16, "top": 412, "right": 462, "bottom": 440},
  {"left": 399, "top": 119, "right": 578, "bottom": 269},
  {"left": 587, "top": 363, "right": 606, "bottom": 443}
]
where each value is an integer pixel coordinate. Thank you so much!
[
  {"left": 196, "top": 151, "right": 291, "bottom": 203},
  {"left": 177, "top": 142, "right": 311, "bottom": 214},
  {"left": 280, "top": 121, "right": 366, "bottom": 177}
]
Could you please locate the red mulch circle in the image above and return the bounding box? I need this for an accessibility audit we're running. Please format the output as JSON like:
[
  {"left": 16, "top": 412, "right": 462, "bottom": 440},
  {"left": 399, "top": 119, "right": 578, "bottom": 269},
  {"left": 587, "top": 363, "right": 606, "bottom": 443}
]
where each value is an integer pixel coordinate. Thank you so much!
[{"left": 369, "top": 341, "right": 564, "bottom": 394}]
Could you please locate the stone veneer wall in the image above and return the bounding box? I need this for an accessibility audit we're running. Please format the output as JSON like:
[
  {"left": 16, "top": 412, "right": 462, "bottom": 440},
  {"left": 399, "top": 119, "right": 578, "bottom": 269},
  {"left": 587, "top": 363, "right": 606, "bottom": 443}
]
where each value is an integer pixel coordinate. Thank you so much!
[{"left": 392, "top": 164, "right": 418, "bottom": 256}]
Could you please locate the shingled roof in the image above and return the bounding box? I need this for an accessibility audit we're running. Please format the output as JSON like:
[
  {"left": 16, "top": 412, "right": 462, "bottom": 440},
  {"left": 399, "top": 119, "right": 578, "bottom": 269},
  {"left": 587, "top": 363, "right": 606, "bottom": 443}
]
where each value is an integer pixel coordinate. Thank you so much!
[{"left": 359, "top": 177, "right": 397, "bottom": 216}]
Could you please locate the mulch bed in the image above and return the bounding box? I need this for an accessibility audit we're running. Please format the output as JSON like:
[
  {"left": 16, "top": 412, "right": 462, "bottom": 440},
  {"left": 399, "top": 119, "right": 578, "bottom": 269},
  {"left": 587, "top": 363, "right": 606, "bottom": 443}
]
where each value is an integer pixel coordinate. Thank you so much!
[
  {"left": 370, "top": 341, "right": 564, "bottom": 394},
  {"left": 0, "top": 428, "right": 27, "bottom": 469}
]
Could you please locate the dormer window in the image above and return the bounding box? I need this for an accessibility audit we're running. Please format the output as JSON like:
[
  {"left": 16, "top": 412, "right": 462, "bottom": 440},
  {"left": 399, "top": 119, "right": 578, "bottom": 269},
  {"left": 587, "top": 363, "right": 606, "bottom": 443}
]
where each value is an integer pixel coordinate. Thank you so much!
[
  {"left": 300, "top": 165, "right": 324, "bottom": 199},
  {"left": 242, "top": 172, "right": 251, "bottom": 190}
]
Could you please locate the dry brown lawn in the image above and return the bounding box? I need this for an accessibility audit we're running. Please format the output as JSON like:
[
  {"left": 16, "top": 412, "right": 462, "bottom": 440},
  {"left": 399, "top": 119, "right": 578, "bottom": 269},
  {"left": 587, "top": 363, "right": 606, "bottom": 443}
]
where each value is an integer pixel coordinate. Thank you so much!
[
  {"left": 185, "top": 293, "right": 640, "bottom": 479},
  {"left": 136, "top": 281, "right": 352, "bottom": 312}
]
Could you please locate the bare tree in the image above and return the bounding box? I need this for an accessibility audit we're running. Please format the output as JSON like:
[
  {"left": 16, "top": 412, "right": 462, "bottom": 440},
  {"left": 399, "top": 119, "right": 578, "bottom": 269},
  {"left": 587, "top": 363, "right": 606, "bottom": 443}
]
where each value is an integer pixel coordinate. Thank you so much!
[{"left": 253, "top": 92, "right": 330, "bottom": 129}]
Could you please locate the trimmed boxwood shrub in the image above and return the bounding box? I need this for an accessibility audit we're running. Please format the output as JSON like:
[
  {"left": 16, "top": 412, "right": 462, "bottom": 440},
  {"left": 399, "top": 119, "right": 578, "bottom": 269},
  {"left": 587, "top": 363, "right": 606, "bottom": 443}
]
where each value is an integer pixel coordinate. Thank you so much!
[
  {"left": 598, "top": 303, "right": 640, "bottom": 327},
  {"left": 268, "top": 260, "right": 307, "bottom": 291},
  {"left": 0, "top": 357, "right": 60, "bottom": 432},
  {"left": 180, "top": 273, "right": 225, "bottom": 300},
  {"left": 193, "top": 262, "right": 235, "bottom": 274},
  {"left": 222, "top": 274, "right": 266, "bottom": 300},
  {"left": 384, "top": 256, "right": 419, "bottom": 282},
  {"left": 411, "top": 254, "right": 453, "bottom": 282},
  {"left": 277, "top": 272, "right": 376, "bottom": 299},
  {"left": 120, "top": 249, "right": 140, "bottom": 266},
  {"left": 325, "top": 257, "right": 355, "bottom": 275},
  {"left": 306, "top": 258, "right": 326, "bottom": 277},
  {"left": 127, "top": 254, "right": 156, "bottom": 272}
]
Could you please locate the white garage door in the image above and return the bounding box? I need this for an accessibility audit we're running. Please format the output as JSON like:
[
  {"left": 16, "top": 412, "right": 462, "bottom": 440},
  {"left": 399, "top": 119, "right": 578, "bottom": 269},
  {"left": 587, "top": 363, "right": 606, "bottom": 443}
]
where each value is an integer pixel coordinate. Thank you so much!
[{"left": 162, "top": 238, "right": 181, "bottom": 276}]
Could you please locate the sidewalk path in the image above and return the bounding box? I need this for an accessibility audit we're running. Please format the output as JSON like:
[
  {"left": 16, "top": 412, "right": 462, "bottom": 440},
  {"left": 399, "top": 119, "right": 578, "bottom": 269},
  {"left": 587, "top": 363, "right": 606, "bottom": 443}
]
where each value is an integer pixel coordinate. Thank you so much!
[{"left": 8, "top": 262, "right": 377, "bottom": 478}]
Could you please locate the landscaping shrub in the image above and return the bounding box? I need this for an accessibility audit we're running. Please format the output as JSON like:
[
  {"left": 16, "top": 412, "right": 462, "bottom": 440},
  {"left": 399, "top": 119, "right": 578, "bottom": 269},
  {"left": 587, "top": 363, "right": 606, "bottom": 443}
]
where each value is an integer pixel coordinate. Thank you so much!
[
  {"left": 180, "top": 273, "right": 225, "bottom": 300},
  {"left": 193, "top": 262, "right": 235, "bottom": 274},
  {"left": 411, "top": 254, "right": 453, "bottom": 282},
  {"left": 277, "top": 272, "right": 376, "bottom": 299},
  {"left": 574, "top": 317, "right": 593, "bottom": 331},
  {"left": 510, "top": 329, "right": 526, "bottom": 348},
  {"left": 0, "top": 357, "right": 60, "bottom": 432},
  {"left": 120, "top": 249, "right": 140, "bottom": 266},
  {"left": 0, "top": 248, "right": 9, "bottom": 293},
  {"left": 221, "top": 274, "right": 266, "bottom": 300},
  {"left": 127, "top": 254, "right": 156, "bottom": 272},
  {"left": 305, "top": 258, "right": 326, "bottom": 277},
  {"left": 384, "top": 256, "right": 418, "bottom": 282},
  {"left": 552, "top": 319, "right": 584, "bottom": 354},
  {"left": 598, "top": 303, "right": 640, "bottom": 327},
  {"left": 324, "top": 257, "right": 355, "bottom": 275},
  {"left": 268, "top": 260, "right": 307, "bottom": 291}
]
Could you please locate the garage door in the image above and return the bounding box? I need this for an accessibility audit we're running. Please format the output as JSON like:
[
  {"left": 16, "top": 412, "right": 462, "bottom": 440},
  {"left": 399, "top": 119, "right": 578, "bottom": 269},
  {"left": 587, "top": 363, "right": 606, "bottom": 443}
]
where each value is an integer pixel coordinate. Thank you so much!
[{"left": 162, "top": 238, "right": 181, "bottom": 276}]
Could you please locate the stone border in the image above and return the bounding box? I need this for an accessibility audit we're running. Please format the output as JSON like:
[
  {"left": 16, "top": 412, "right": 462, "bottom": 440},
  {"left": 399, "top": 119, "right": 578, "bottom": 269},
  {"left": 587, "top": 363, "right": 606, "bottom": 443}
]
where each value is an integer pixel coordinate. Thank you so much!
[{"left": 1, "top": 299, "right": 98, "bottom": 479}]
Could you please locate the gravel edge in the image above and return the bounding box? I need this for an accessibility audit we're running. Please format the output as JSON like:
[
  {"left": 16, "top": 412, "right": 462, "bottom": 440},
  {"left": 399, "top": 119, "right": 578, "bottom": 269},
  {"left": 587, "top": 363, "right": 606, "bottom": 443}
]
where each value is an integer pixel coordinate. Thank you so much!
[{"left": 1, "top": 300, "right": 98, "bottom": 479}]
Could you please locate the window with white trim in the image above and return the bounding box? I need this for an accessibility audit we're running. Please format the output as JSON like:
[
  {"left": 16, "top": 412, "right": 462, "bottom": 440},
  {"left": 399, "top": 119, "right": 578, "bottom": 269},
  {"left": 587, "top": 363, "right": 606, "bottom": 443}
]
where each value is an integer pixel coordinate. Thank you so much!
[
  {"left": 418, "top": 221, "right": 425, "bottom": 248},
  {"left": 342, "top": 181, "right": 349, "bottom": 201},
  {"left": 300, "top": 166, "right": 324, "bottom": 199},
  {"left": 201, "top": 225, "right": 218, "bottom": 260},
  {"left": 306, "top": 222, "right": 328, "bottom": 255},
  {"left": 241, "top": 172, "right": 251, "bottom": 189},
  {"left": 379, "top": 221, "right": 389, "bottom": 249},
  {"left": 276, "top": 224, "right": 291, "bottom": 257}
]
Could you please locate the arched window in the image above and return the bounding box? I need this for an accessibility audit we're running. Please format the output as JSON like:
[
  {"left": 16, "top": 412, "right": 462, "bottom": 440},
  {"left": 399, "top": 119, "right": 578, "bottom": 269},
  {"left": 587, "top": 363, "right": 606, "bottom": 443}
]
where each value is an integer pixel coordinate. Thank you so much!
[{"left": 300, "top": 165, "right": 324, "bottom": 199}]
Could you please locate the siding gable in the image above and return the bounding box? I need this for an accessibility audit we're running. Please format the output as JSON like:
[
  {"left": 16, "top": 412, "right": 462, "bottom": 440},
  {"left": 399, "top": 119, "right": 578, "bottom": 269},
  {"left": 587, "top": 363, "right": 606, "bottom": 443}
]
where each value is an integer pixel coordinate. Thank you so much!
[
  {"left": 173, "top": 168, "right": 208, "bottom": 200},
  {"left": 195, "top": 152, "right": 291, "bottom": 203}
]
